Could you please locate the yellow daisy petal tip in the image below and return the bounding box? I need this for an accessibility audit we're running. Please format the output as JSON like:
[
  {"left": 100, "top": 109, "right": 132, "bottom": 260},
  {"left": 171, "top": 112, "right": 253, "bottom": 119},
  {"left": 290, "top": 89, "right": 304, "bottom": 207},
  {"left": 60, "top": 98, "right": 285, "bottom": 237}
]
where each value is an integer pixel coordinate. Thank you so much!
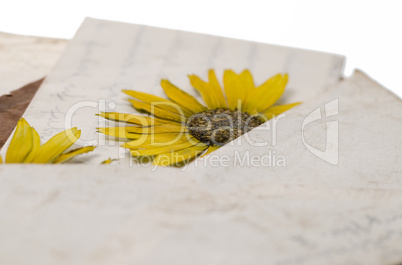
[
  {"left": 122, "top": 89, "right": 134, "bottom": 96},
  {"left": 95, "top": 112, "right": 108, "bottom": 118},
  {"left": 187, "top": 74, "right": 196, "bottom": 81},
  {"left": 5, "top": 118, "right": 35, "bottom": 163},
  {"left": 160, "top": 80, "right": 167, "bottom": 88},
  {"left": 19, "top": 118, "right": 31, "bottom": 130},
  {"left": 101, "top": 158, "right": 117, "bottom": 164},
  {"left": 71, "top": 128, "right": 81, "bottom": 142},
  {"left": 52, "top": 145, "right": 96, "bottom": 164}
]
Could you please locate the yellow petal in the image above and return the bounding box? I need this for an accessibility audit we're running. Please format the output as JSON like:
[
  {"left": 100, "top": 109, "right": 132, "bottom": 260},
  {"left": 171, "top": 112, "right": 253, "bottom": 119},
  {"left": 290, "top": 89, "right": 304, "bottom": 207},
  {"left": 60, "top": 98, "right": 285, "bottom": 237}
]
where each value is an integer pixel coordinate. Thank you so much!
[
  {"left": 130, "top": 140, "right": 205, "bottom": 157},
  {"left": 6, "top": 118, "right": 33, "bottom": 163},
  {"left": 31, "top": 128, "right": 81, "bottom": 163},
  {"left": 262, "top": 102, "right": 301, "bottom": 120},
  {"left": 161, "top": 79, "right": 207, "bottom": 114},
  {"left": 0, "top": 155, "right": 3, "bottom": 164},
  {"left": 224, "top": 70, "right": 253, "bottom": 110},
  {"left": 97, "top": 112, "right": 172, "bottom": 126},
  {"left": 101, "top": 158, "right": 116, "bottom": 164},
  {"left": 243, "top": 74, "right": 288, "bottom": 113},
  {"left": 97, "top": 127, "right": 125, "bottom": 139},
  {"left": 23, "top": 127, "right": 41, "bottom": 163},
  {"left": 123, "top": 123, "right": 187, "bottom": 134},
  {"left": 129, "top": 99, "right": 185, "bottom": 123},
  {"left": 153, "top": 144, "right": 208, "bottom": 166},
  {"left": 240, "top": 69, "right": 255, "bottom": 92},
  {"left": 188, "top": 75, "right": 212, "bottom": 108},
  {"left": 208, "top": 70, "right": 229, "bottom": 108},
  {"left": 123, "top": 90, "right": 193, "bottom": 117},
  {"left": 123, "top": 89, "right": 170, "bottom": 104},
  {"left": 189, "top": 69, "right": 227, "bottom": 109},
  {"left": 52, "top": 146, "right": 96, "bottom": 164},
  {"left": 124, "top": 133, "right": 198, "bottom": 149},
  {"left": 98, "top": 124, "right": 188, "bottom": 139},
  {"left": 98, "top": 126, "right": 139, "bottom": 139},
  {"left": 200, "top": 145, "right": 220, "bottom": 157}
]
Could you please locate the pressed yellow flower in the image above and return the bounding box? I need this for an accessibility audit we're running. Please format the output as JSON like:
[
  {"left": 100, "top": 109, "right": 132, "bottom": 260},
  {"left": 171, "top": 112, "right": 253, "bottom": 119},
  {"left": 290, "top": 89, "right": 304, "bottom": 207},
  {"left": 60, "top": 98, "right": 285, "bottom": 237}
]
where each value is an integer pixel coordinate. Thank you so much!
[
  {"left": 98, "top": 69, "right": 300, "bottom": 166},
  {"left": 0, "top": 118, "right": 95, "bottom": 164}
]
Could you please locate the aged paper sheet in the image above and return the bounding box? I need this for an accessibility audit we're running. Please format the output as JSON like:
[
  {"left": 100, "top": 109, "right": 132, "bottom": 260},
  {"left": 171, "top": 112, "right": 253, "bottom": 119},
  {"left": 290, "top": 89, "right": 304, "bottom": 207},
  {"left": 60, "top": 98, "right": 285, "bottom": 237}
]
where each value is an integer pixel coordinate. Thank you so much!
[
  {"left": 0, "top": 32, "right": 67, "bottom": 96},
  {"left": 0, "top": 18, "right": 345, "bottom": 162},
  {"left": 0, "top": 71, "right": 401, "bottom": 265}
]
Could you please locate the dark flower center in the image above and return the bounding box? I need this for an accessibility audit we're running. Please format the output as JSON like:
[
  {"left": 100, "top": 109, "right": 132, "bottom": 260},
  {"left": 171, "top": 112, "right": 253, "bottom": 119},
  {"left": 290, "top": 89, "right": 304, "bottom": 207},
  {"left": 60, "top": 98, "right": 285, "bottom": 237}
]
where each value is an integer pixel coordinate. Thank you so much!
[{"left": 187, "top": 108, "right": 263, "bottom": 146}]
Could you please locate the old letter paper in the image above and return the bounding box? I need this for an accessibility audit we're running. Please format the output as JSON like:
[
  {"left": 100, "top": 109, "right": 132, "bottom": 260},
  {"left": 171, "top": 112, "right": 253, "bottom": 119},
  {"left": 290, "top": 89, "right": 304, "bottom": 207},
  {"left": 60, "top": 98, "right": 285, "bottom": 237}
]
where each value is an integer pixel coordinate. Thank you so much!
[{"left": 0, "top": 32, "right": 67, "bottom": 96}]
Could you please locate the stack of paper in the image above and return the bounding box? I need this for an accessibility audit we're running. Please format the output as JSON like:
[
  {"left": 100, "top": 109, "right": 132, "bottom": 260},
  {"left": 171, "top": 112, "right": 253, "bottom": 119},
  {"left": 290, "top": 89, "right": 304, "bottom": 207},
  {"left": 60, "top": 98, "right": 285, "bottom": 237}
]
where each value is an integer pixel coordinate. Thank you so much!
[{"left": 0, "top": 18, "right": 401, "bottom": 265}]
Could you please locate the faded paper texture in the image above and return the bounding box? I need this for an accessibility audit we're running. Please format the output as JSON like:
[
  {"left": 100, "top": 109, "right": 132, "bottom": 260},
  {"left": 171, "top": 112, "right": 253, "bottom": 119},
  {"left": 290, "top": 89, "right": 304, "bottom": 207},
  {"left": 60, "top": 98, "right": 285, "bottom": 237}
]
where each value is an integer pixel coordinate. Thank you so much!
[
  {"left": 1, "top": 18, "right": 345, "bottom": 162},
  {"left": 0, "top": 71, "right": 401, "bottom": 265},
  {"left": 0, "top": 32, "right": 67, "bottom": 96}
]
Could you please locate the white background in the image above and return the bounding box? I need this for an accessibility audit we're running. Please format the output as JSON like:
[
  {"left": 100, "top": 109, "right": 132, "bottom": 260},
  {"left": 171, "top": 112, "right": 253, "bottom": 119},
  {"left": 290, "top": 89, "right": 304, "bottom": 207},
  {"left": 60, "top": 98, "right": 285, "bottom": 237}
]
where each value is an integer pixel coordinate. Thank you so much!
[{"left": 1, "top": 0, "right": 401, "bottom": 97}]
